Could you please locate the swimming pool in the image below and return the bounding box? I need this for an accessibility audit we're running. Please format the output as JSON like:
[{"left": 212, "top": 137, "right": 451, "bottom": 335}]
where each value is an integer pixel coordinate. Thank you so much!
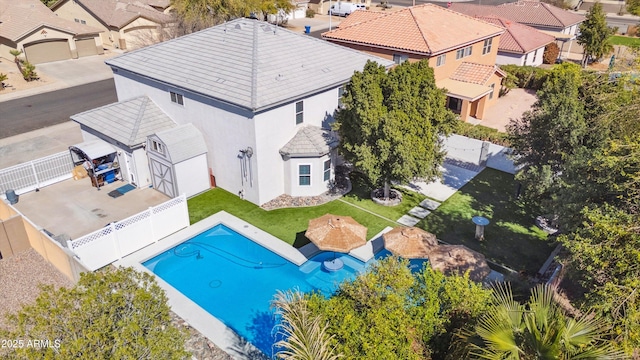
[{"left": 143, "top": 223, "right": 379, "bottom": 357}]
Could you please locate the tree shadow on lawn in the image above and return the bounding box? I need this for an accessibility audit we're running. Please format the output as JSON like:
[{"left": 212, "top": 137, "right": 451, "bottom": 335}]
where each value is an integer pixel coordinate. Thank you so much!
[{"left": 418, "top": 168, "right": 553, "bottom": 275}]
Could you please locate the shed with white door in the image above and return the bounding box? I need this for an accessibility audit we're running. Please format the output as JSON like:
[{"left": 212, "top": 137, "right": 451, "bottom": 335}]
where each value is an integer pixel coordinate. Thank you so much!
[{"left": 147, "top": 124, "right": 210, "bottom": 198}]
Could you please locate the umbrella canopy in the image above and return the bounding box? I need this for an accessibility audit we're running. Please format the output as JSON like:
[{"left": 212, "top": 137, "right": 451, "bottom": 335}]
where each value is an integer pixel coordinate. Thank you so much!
[
  {"left": 305, "top": 214, "right": 367, "bottom": 253},
  {"left": 382, "top": 226, "right": 439, "bottom": 259},
  {"left": 429, "top": 245, "right": 491, "bottom": 282}
]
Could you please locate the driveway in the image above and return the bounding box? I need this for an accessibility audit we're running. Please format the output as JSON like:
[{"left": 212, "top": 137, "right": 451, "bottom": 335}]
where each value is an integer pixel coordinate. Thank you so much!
[{"left": 479, "top": 88, "right": 537, "bottom": 132}]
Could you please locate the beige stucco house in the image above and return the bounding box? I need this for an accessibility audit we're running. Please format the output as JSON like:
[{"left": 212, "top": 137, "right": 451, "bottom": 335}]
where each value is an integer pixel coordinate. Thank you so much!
[
  {"left": 0, "top": 0, "right": 103, "bottom": 64},
  {"left": 51, "top": 0, "right": 175, "bottom": 50},
  {"left": 322, "top": 4, "right": 506, "bottom": 122}
]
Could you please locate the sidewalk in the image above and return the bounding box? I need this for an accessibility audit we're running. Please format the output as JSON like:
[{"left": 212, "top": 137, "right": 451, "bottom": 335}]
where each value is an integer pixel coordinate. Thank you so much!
[{"left": 0, "top": 50, "right": 119, "bottom": 102}]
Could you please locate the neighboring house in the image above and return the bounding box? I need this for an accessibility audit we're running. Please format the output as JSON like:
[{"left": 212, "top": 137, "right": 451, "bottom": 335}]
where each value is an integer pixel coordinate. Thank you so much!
[
  {"left": 309, "top": 0, "right": 371, "bottom": 15},
  {"left": 94, "top": 18, "right": 392, "bottom": 206},
  {"left": 51, "top": 0, "right": 175, "bottom": 50},
  {"left": 478, "top": 16, "right": 556, "bottom": 66},
  {"left": 0, "top": 0, "right": 103, "bottom": 64},
  {"left": 451, "top": 2, "right": 584, "bottom": 36},
  {"left": 322, "top": 4, "right": 506, "bottom": 122}
]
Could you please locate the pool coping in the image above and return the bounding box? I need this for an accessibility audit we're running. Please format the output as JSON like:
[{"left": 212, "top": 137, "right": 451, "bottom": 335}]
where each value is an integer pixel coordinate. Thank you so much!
[{"left": 115, "top": 211, "right": 391, "bottom": 359}]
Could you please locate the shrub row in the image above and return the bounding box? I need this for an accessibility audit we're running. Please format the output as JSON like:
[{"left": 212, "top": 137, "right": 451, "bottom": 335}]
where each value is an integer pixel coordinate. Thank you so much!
[
  {"left": 500, "top": 64, "right": 551, "bottom": 90},
  {"left": 454, "top": 122, "right": 511, "bottom": 147}
]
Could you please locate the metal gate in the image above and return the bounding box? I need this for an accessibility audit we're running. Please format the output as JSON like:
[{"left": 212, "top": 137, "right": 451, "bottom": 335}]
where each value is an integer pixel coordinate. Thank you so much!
[{"left": 150, "top": 159, "right": 175, "bottom": 198}]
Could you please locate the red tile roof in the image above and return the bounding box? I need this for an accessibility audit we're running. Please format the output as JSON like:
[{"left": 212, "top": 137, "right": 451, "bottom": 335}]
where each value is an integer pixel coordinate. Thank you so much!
[
  {"left": 450, "top": 2, "right": 584, "bottom": 30},
  {"left": 450, "top": 62, "right": 504, "bottom": 85},
  {"left": 322, "top": 4, "right": 504, "bottom": 55},
  {"left": 479, "top": 16, "right": 555, "bottom": 54}
]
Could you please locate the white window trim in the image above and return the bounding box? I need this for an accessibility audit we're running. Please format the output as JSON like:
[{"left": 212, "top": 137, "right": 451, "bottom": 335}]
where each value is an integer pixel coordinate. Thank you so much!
[
  {"left": 482, "top": 38, "right": 492, "bottom": 55},
  {"left": 170, "top": 91, "right": 184, "bottom": 106},
  {"left": 436, "top": 54, "right": 446, "bottom": 67},
  {"left": 392, "top": 54, "right": 408, "bottom": 64},
  {"left": 456, "top": 46, "right": 472, "bottom": 60},
  {"left": 151, "top": 139, "right": 164, "bottom": 154},
  {"left": 298, "top": 163, "right": 312, "bottom": 186},
  {"left": 295, "top": 100, "right": 304, "bottom": 124},
  {"left": 323, "top": 159, "right": 331, "bottom": 182}
]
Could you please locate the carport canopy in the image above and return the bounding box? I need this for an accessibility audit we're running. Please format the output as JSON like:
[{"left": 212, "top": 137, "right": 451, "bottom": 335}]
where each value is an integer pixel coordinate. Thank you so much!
[{"left": 69, "top": 139, "right": 116, "bottom": 165}]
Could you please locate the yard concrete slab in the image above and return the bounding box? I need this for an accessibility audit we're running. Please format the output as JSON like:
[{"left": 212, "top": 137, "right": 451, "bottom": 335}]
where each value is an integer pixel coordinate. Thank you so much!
[
  {"left": 419, "top": 198, "right": 441, "bottom": 211},
  {"left": 13, "top": 178, "right": 169, "bottom": 239},
  {"left": 397, "top": 215, "right": 421, "bottom": 226},
  {"left": 407, "top": 163, "right": 481, "bottom": 202},
  {"left": 408, "top": 206, "right": 430, "bottom": 219}
]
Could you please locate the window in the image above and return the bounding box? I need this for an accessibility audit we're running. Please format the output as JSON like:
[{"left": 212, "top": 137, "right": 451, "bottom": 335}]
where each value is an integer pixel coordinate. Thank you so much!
[
  {"left": 170, "top": 91, "right": 184, "bottom": 105},
  {"left": 489, "top": 83, "right": 495, "bottom": 100},
  {"left": 74, "top": 18, "right": 80, "bottom": 23},
  {"left": 524, "top": 53, "right": 529, "bottom": 65},
  {"left": 323, "top": 159, "right": 331, "bottom": 181},
  {"left": 482, "top": 38, "right": 492, "bottom": 55},
  {"left": 393, "top": 54, "right": 408, "bottom": 64},
  {"left": 436, "top": 54, "right": 446, "bottom": 67},
  {"left": 532, "top": 49, "right": 537, "bottom": 63},
  {"left": 295, "top": 101, "right": 304, "bottom": 124},
  {"left": 81, "top": 20, "right": 86, "bottom": 24},
  {"left": 299, "top": 164, "right": 311, "bottom": 186},
  {"left": 456, "top": 46, "right": 472, "bottom": 59},
  {"left": 447, "top": 97, "right": 462, "bottom": 112},
  {"left": 151, "top": 140, "right": 164, "bottom": 154},
  {"left": 338, "top": 86, "right": 345, "bottom": 108}
]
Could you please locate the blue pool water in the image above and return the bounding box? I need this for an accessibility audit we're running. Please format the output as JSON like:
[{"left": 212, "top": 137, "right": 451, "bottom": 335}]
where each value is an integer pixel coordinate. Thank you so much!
[{"left": 143, "top": 224, "right": 427, "bottom": 357}]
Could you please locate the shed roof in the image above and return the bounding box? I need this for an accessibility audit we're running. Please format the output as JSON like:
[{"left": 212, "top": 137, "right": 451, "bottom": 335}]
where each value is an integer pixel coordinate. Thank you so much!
[
  {"left": 153, "top": 124, "right": 207, "bottom": 163},
  {"left": 71, "top": 96, "right": 176, "bottom": 147},
  {"left": 106, "top": 18, "right": 394, "bottom": 112},
  {"left": 450, "top": 2, "right": 584, "bottom": 30},
  {"left": 0, "top": 0, "right": 101, "bottom": 42},
  {"left": 321, "top": 4, "right": 505, "bottom": 56},
  {"left": 280, "top": 126, "right": 338, "bottom": 157},
  {"left": 479, "top": 16, "right": 555, "bottom": 54}
]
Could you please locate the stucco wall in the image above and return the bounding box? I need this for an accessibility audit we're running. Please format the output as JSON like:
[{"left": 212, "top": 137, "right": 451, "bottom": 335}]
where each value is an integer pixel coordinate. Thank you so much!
[
  {"left": 496, "top": 52, "right": 525, "bottom": 66},
  {"left": 253, "top": 86, "right": 341, "bottom": 205},
  {"left": 286, "top": 155, "right": 332, "bottom": 197},
  {"left": 0, "top": 38, "right": 18, "bottom": 62},
  {"left": 53, "top": 0, "right": 111, "bottom": 46},
  {"left": 120, "top": 17, "right": 164, "bottom": 50},
  {"left": 113, "top": 70, "right": 258, "bottom": 203},
  {"left": 19, "top": 27, "right": 75, "bottom": 53}
]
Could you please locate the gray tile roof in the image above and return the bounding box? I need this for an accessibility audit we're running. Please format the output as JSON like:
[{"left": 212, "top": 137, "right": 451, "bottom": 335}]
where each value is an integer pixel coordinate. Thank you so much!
[
  {"left": 0, "top": 0, "right": 102, "bottom": 42},
  {"left": 280, "top": 125, "right": 338, "bottom": 157},
  {"left": 71, "top": 96, "right": 176, "bottom": 147},
  {"left": 106, "top": 18, "right": 394, "bottom": 112},
  {"left": 153, "top": 124, "right": 207, "bottom": 163}
]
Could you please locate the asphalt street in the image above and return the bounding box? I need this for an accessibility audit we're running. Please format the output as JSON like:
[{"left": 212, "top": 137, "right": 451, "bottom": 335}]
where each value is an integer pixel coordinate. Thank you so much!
[{"left": 0, "top": 79, "right": 116, "bottom": 139}]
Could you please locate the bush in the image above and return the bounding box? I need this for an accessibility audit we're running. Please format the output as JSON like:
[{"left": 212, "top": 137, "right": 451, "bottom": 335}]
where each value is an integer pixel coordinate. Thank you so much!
[
  {"left": 20, "top": 61, "right": 38, "bottom": 82},
  {"left": 543, "top": 42, "right": 560, "bottom": 64},
  {"left": 306, "top": 8, "right": 315, "bottom": 18},
  {"left": 0, "top": 73, "right": 7, "bottom": 90},
  {"left": 500, "top": 64, "right": 551, "bottom": 90},
  {"left": 455, "top": 122, "right": 511, "bottom": 146}
]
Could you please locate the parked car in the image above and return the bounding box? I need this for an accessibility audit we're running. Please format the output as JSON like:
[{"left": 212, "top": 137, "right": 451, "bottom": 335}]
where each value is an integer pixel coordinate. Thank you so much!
[{"left": 329, "top": 3, "right": 365, "bottom": 16}]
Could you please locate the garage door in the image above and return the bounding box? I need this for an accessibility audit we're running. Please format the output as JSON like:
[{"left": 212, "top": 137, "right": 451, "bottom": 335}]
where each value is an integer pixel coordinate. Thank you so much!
[
  {"left": 293, "top": 7, "right": 306, "bottom": 19},
  {"left": 76, "top": 38, "right": 98, "bottom": 58},
  {"left": 150, "top": 158, "right": 176, "bottom": 198},
  {"left": 24, "top": 40, "right": 71, "bottom": 64}
]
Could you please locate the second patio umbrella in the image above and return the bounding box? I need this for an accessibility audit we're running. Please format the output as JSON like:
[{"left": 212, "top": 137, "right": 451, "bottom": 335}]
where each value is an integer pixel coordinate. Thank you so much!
[
  {"left": 382, "top": 226, "right": 439, "bottom": 259},
  {"left": 428, "top": 245, "right": 491, "bottom": 282}
]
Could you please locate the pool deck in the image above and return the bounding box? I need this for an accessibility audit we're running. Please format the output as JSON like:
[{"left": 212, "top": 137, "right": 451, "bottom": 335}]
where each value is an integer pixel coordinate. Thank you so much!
[{"left": 116, "top": 211, "right": 391, "bottom": 359}]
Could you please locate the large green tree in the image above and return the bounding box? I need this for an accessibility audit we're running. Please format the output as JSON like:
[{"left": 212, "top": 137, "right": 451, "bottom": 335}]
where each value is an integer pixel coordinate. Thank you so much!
[
  {"left": 577, "top": 2, "right": 615, "bottom": 68},
  {"left": 465, "top": 284, "right": 624, "bottom": 359},
  {"left": 334, "top": 60, "right": 457, "bottom": 199},
  {"left": 0, "top": 268, "right": 189, "bottom": 359},
  {"left": 304, "top": 256, "right": 492, "bottom": 359}
]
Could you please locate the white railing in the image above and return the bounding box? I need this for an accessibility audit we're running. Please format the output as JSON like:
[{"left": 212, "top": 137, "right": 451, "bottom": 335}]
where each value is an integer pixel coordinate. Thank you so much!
[
  {"left": 68, "top": 194, "right": 190, "bottom": 271},
  {"left": 0, "top": 151, "right": 73, "bottom": 196}
]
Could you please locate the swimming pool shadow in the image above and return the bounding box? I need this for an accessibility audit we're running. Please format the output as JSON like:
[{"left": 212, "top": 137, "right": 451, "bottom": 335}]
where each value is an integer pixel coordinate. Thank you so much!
[{"left": 240, "top": 309, "right": 277, "bottom": 359}]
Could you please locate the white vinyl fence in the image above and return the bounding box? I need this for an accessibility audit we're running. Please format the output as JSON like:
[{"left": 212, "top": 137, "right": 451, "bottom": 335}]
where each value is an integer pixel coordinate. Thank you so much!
[
  {"left": 0, "top": 151, "right": 73, "bottom": 197},
  {"left": 68, "top": 194, "right": 189, "bottom": 271},
  {"left": 443, "top": 134, "right": 516, "bottom": 174}
]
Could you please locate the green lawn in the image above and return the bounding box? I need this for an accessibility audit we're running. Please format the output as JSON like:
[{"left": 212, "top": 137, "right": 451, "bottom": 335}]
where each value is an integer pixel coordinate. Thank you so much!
[
  {"left": 418, "top": 168, "right": 552, "bottom": 274},
  {"left": 188, "top": 188, "right": 398, "bottom": 248},
  {"left": 608, "top": 35, "right": 640, "bottom": 47}
]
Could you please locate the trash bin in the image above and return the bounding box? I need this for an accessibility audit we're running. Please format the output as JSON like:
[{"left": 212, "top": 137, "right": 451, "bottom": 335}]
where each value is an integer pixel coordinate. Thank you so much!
[
  {"left": 304, "top": 25, "right": 311, "bottom": 34},
  {"left": 5, "top": 189, "right": 18, "bottom": 205}
]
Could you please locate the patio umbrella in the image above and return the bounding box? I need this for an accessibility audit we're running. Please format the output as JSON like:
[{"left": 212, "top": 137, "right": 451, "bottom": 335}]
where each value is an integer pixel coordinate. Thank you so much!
[
  {"left": 382, "top": 226, "right": 439, "bottom": 259},
  {"left": 305, "top": 214, "right": 367, "bottom": 271},
  {"left": 428, "top": 245, "right": 491, "bottom": 282},
  {"left": 305, "top": 214, "right": 367, "bottom": 252}
]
